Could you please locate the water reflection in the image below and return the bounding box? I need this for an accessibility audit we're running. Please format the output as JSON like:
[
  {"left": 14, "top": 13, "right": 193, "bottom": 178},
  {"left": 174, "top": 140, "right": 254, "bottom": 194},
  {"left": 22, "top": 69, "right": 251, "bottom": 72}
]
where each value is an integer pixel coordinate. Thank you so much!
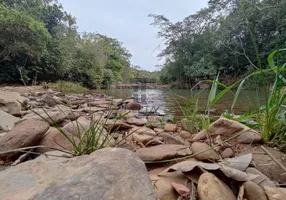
[{"left": 93, "top": 89, "right": 264, "bottom": 116}]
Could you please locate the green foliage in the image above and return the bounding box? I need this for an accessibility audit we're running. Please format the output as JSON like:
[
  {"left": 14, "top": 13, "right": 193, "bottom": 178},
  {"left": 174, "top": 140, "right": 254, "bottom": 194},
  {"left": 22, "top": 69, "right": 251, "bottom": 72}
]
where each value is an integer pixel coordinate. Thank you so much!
[
  {"left": 150, "top": 0, "right": 286, "bottom": 88},
  {"left": 0, "top": 1, "right": 132, "bottom": 88},
  {"left": 48, "top": 81, "right": 88, "bottom": 93}
]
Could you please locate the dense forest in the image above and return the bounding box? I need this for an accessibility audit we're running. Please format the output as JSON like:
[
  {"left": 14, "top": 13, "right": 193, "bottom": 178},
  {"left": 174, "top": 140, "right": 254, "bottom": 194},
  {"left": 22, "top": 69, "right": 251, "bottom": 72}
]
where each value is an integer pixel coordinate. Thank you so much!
[
  {"left": 150, "top": 0, "right": 286, "bottom": 88},
  {"left": 0, "top": 0, "right": 160, "bottom": 88}
]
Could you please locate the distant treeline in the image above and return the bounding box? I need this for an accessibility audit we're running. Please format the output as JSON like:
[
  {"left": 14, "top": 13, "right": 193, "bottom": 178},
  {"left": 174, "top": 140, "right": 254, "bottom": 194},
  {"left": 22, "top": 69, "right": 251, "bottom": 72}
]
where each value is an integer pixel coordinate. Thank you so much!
[
  {"left": 150, "top": 0, "right": 286, "bottom": 88},
  {"left": 0, "top": 0, "right": 160, "bottom": 88}
]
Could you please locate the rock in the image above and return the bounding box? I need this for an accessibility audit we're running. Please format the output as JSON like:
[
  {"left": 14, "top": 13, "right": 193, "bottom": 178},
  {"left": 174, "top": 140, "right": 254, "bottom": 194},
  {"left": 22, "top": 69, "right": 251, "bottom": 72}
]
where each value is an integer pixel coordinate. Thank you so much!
[
  {"left": 221, "top": 148, "right": 234, "bottom": 158},
  {"left": 180, "top": 118, "right": 193, "bottom": 132},
  {"left": 63, "top": 117, "right": 115, "bottom": 147},
  {"left": 154, "top": 128, "right": 164, "bottom": 134},
  {"left": 191, "top": 142, "right": 219, "bottom": 161},
  {"left": 88, "top": 100, "right": 111, "bottom": 107},
  {"left": 43, "top": 95, "right": 62, "bottom": 107},
  {"left": 127, "top": 117, "right": 147, "bottom": 126},
  {"left": 236, "top": 130, "right": 261, "bottom": 143},
  {"left": 180, "top": 130, "right": 192, "bottom": 140},
  {"left": 264, "top": 186, "right": 286, "bottom": 200},
  {"left": 243, "top": 147, "right": 286, "bottom": 183},
  {"left": 126, "top": 102, "right": 141, "bottom": 110},
  {"left": 0, "top": 91, "right": 27, "bottom": 115},
  {"left": 243, "top": 181, "right": 267, "bottom": 200},
  {"left": 0, "top": 148, "right": 156, "bottom": 200},
  {"left": 0, "top": 110, "right": 19, "bottom": 132},
  {"left": 82, "top": 107, "right": 106, "bottom": 113},
  {"left": 0, "top": 119, "right": 49, "bottom": 163},
  {"left": 159, "top": 132, "right": 186, "bottom": 145},
  {"left": 192, "top": 117, "right": 249, "bottom": 141},
  {"left": 198, "top": 172, "right": 236, "bottom": 200},
  {"left": 112, "top": 99, "right": 123, "bottom": 106},
  {"left": 135, "top": 144, "right": 192, "bottom": 161},
  {"left": 104, "top": 119, "right": 133, "bottom": 131},
  {"left": 171, "top": 182, "right": 190, "bottom": 197},
  {"left": 245, "top": 167, "right": 276, "bottom": 188},
  {"left": 23, "top": 105, "right": 79, "bottom": 124},
  {"left": 131, "top": 127, "right": 157, "bottom": 143},
  {"left": 0, "top": 132, "right": 7, "bottom": 137},
  {"left": 37, "top": 127, "right": 77, "bottom": 154},
  {"left": 164, "top": 124, "right": 177, "bottom": 132},
  {"left": 148, "top": 115, "right": 162, "bottom": 122}
]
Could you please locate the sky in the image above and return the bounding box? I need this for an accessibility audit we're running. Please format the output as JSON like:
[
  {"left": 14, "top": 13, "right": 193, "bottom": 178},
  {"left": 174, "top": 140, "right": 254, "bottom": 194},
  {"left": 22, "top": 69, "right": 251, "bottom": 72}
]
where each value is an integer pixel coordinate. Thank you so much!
[{"left": 59, "top": 0, "right": 209, "bottom": 71}]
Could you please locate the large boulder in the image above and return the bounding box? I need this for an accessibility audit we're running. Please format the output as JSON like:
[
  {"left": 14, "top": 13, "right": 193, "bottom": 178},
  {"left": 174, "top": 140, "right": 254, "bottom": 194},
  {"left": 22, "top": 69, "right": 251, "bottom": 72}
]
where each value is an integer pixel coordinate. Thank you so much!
[
  {"left": 135, "top": 144, "right": 192, "bottom": 161},
  {"left": 0, "top": 148, "right": 156, "bottom": 200},
  {"left": 0, "top": 119, "right": 49, "bottom": 163},
  {"left": 0, "top": 91, "right": 27, "bottom": 115},
  {"left": 0, "top": 110, "right": 19, "bottom": 132}
]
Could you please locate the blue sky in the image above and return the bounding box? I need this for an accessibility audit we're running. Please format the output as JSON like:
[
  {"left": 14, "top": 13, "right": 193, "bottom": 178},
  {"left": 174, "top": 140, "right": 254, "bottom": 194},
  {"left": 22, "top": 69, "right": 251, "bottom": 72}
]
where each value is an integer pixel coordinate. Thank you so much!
[{"left": 59, "top": 0, "right": 209, "bottom": 71}]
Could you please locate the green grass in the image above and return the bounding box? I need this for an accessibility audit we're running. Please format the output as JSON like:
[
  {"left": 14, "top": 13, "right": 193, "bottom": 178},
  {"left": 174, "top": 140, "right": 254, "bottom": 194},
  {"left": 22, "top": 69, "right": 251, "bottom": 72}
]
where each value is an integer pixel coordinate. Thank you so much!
[{"left": 47, "top": 81, "right": 88, "bottom": 93}]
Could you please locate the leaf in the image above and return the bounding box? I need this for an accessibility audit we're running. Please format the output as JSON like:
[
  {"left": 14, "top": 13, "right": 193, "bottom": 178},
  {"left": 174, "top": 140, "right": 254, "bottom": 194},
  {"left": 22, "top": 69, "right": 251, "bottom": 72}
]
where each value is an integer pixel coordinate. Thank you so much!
[{"left": 168, "top": 160, "right": 258, "bottom": 182}]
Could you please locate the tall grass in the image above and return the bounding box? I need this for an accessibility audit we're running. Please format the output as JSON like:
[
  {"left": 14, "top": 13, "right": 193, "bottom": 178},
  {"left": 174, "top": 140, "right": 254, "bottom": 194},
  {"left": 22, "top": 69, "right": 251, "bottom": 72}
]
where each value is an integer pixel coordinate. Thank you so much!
[{"left": 47, "top": 81, "right": 88, "bottom": 93}]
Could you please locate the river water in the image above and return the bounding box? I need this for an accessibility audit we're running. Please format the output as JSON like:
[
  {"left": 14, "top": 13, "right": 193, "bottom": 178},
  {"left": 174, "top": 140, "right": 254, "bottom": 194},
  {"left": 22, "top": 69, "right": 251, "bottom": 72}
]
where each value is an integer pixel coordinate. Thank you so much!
[{"left": 93, "top": 89, "right": 264, "bottom": 116}]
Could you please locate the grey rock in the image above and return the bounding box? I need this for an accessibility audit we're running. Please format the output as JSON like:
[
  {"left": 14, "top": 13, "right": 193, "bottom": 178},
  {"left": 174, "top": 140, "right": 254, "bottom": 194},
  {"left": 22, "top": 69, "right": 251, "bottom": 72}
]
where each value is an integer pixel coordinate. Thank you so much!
[
  {"left": 0, "top": 148, "right": 156, "bottom": 200},
  {"left": 0, "top": 110, "right": 19, "bottom": 132}
]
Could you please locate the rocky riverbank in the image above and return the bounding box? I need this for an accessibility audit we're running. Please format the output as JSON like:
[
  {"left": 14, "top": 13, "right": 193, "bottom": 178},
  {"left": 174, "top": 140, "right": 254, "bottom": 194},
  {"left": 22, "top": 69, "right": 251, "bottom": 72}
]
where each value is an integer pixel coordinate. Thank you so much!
[{"left": 0, "top": 86, "right": 286, "bottom": 200}]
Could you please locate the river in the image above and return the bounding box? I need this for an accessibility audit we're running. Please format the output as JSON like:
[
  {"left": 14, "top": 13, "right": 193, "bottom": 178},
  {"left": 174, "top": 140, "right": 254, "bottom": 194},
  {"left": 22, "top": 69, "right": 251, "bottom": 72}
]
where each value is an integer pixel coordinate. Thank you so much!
[{"left": 93, "top": 88, "right": 264, "bottom": 117}]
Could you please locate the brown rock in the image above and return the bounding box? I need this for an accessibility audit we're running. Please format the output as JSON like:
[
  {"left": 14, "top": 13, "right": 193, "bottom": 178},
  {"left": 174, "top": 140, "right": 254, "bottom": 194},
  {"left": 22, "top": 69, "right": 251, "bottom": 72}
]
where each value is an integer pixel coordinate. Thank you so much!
[
  {"left": 126, "top": 102, "right": 141, "bottom": 110},
  {"left": 191, "top": 142, "right": 219, "bottom": 161},
  {"left": 243, "top": 181, "right": 267, "bottom": 200},
  {"left": 159, "top": 132, "right": 186, "bottom": 145},
  {"left": 180, "top": 118, "right": 193, "bottom": 132},
  {"left": 148, "top": 115, "right": 162, "bottom": 122},
  {"left": 126, "top": 117, "right": 147, "bottom": 126},
  {"left": 180, "top": 130, "right": 192, "bottom": 140},
  {"left": 221, "top": 148, "right": 234, "bottom": 158},
  {"left": 0, "top": 119, "right": 49, "bottom": 163},
  {"left": 37, "top": 127, "right": 77, "bottom": 154},
  {"left": 43, "top": 95, "right": 62, "bottom": 107},
  {"left": 236, "top": 130, "right": 261, "bottom": 144},
  {"left": 135, "top": 144, "right": 192, "bottom": 161},
  {"left": 243, "top": 147, "right": 286, "bottom": 183},
  {"left": 192, "top": 117, "right": 249, "bottom": 141},
  {"left": 198, "top": 172, "right": 236, "bottom": 200},
  {"left": 0, "top": 110, "right": 19, "bottom": 132},
  {"left": 245, "top": 167, "right": 276, "bottom": 188},
  {"left": 264, "top": 186, "right": 286, "bottom": 200},
  {"left": 131, "top": 127, "right": 157, "bottom": 144},
  {"left": 0, "top": 91, "right": 27, "bottom": 115},
  {"left": 164, "top": 124, "right": 177, "bottom": 132}
]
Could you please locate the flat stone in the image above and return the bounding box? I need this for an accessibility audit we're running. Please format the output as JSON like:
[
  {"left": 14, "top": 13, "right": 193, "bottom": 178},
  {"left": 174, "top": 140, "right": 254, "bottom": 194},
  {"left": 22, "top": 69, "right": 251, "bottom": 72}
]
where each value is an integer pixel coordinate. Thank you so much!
[
  {"left": 135, "top": 144, "right": 192, "bottom": 161},
  {"left": 164, "top": 124, "right": 177, "bottom": 132},
  {"left": 127, "top": 117, "right": 147, "bottom": 126},
  {"left": 0, "top": 119, "right": 49, "bottom": 163},
  {"left": 0, "top": 148, "right": 156, "bottom": 200},
  {"left": 131, "top": 127, "right": 157, "bottom": 143},
  {"left": 191, "top": 142, "right": 219, "bottom": 161},
  {"left": 0, "top": 91, "right": 27, "bottom": 115},
  {"left": 245, "top": 167, "right": 276, "bottom": 188},
  {"left": 159, "top": 132, "right": 186, "bottom": 145},
  {"left": 0, "top": 110, "right": 19, "bottom": 132}
]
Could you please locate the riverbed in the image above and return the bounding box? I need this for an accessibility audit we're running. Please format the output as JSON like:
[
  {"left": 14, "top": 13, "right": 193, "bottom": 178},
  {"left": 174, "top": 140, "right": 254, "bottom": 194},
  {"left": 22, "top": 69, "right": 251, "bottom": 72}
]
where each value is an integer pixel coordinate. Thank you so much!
[{"left": 93, "top": 88, "right": 264, "bottom": 116}]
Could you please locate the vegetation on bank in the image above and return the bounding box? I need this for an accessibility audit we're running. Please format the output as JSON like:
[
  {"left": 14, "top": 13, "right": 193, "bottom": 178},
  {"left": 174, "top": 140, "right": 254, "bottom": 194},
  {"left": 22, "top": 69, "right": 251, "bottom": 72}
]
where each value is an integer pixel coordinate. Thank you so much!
[
  {"left": 47, "top": 81, "right": 88, "bottom": 93},
  {"left": 0, "top": 0, "right": 160, "bottom": 89},
  {"left": 150, "top": 0, "right": 286, "bottom": 88}
]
